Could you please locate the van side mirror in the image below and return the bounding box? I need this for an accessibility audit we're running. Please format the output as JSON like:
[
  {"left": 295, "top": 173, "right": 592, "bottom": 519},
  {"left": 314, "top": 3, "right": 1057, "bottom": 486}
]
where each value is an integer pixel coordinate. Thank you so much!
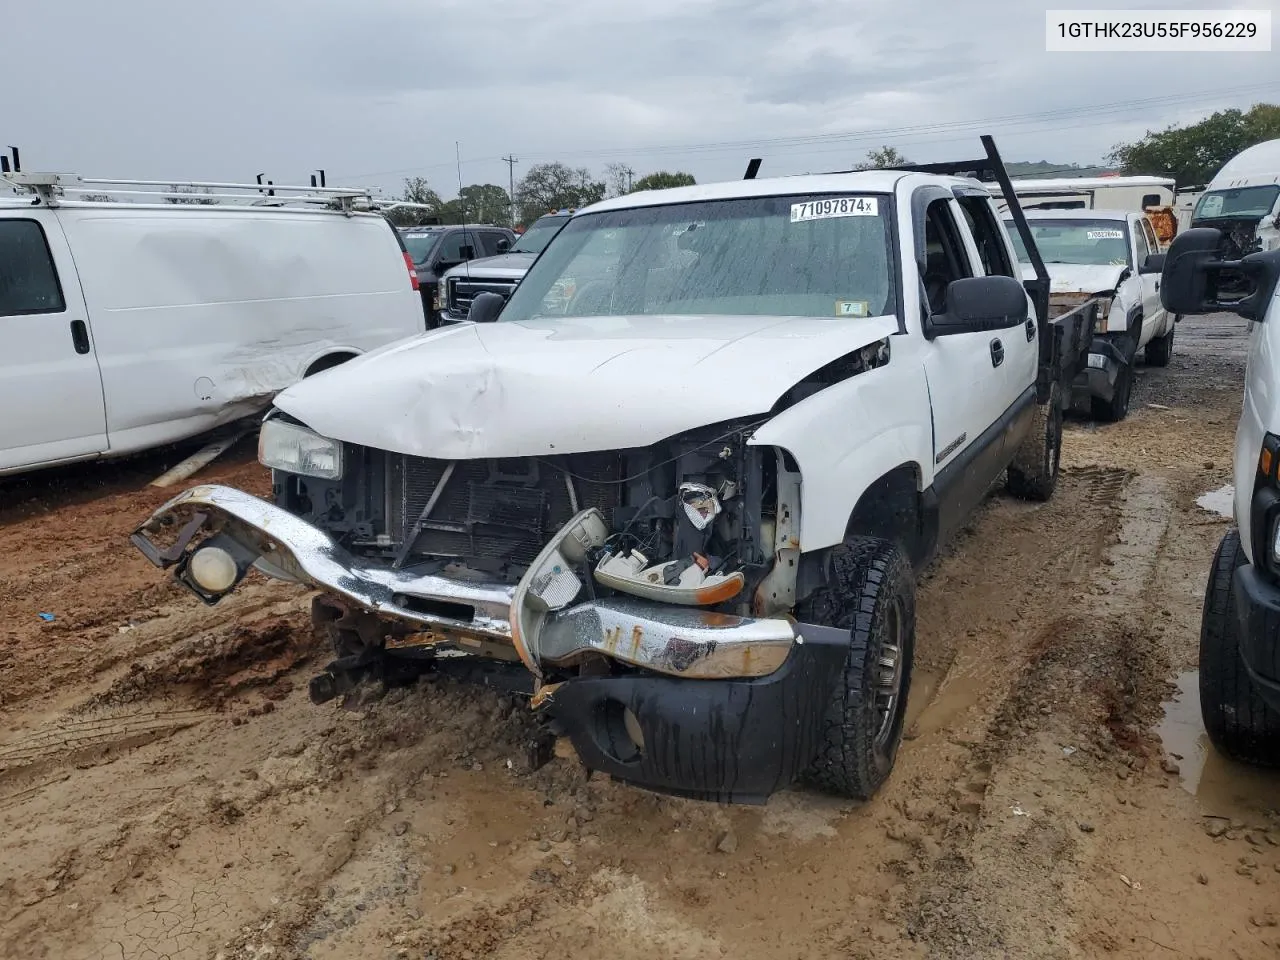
[
  {"left": 926, "top": 275, "right": 1029, "bottom": 338},
  {"left": 1140, "top": 253, "right": 1165, "bottom": 275},
  {"left": 1160, "top": 227, "right": 1280, "bottom": 322},
  {"left": 460, "top": 244, "right": 476, "bottom": 260},
  {"left": 496, "top": 238, "right": 511, "bottom": 253},
  {"left": 467, "top": 291, "right": 505, "bottom": 324}
]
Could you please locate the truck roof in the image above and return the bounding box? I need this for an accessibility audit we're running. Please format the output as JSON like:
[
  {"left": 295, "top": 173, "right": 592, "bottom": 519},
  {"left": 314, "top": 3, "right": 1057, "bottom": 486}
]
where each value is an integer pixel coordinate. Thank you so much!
[
  {"left": 581, "top": 170, "right": 942, "bottom": 214},
  {"left": 1210, "top": 138, "right": 1280, "bottom": 187},
  {"left": 1017, "top": 208, "right": 1137, "bottom": 222}
]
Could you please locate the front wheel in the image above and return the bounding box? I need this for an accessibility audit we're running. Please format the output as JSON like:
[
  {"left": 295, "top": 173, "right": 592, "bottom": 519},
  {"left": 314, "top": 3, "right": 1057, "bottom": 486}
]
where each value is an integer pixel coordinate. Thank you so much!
[
  {"left": 798, "top": 537, "right": 916, "bottom": 800},
  {"left": 1199, "top": 529, "right": 1280, "bottom": 766}
]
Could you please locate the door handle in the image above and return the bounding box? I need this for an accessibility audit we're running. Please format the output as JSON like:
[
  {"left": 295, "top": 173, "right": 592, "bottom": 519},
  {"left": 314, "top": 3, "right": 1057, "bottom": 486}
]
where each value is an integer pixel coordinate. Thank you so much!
[
  {"left": 1025, "top": 316, "right": 1036, "bottom": 342},
  {"left": 70, "top": 319, "right": 91, "bottom": 355},
  {"left": 990, "top": 338, "right": 1004, "bottom": 367}
]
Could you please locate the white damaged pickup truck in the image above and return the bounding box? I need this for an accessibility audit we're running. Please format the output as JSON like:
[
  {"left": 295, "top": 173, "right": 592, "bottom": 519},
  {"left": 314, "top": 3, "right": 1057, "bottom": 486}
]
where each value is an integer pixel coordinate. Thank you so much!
[{"left": 132, "top": 137, "right": 1096, "bottom": 803}]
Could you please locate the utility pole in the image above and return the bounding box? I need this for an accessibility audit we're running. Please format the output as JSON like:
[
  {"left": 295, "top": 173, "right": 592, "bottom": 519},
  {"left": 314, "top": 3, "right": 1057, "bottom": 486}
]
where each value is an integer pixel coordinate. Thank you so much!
[
  {"left": 502, "top": 154, "right": 518, "bottom": 226},
  {"left": 624, "top": 166, "right": 634, "bottom": 193}
]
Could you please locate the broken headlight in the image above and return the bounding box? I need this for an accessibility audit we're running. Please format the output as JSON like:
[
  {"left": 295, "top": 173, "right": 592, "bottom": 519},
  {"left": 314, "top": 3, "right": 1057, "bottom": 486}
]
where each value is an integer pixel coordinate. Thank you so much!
[{"left": 258, "top": 419, "right": 343, "bottom": 480}]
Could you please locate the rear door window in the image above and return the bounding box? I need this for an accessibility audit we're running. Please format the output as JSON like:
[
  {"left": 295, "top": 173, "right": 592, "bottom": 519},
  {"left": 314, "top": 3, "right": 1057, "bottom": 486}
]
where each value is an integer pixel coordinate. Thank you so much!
[
  {"left": 0, "top": 219, "right": 66, "bottom": 317},
  {"left": 480, "top": 230, "right": 511, "bottom": 256}
]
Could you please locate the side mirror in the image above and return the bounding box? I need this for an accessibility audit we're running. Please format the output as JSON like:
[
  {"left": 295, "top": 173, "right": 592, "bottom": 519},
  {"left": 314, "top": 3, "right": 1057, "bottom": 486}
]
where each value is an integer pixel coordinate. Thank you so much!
[
  {"left": 460, "top": 244, "right": 476, "bottom": 261},
  {"left": 467, "top": 291, "right": 505, "bottom": 324},
  {"left": 496, "top": 238, "right": 511, "bottom": 253},
  {"left": 1140, "top": 253, "right": 1166, "bottom": 275},
  {"left": 926, "top": 275, "right": 1029, "bottom": 338},
  {"left": 1161, "top": 227, "right": 1280, "bottom": 321}
]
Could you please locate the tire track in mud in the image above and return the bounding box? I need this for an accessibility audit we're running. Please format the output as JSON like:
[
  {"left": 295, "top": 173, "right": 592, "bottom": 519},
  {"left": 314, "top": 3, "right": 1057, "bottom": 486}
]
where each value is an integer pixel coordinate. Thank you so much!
[{"left": 897, "top": 461, "right": 1182, "bottom": 958}]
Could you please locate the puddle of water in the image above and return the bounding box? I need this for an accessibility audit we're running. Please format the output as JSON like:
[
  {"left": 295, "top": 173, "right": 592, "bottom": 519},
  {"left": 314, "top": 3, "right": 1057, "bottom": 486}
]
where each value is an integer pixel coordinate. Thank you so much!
[
  {"left": 1195, "top": 484, "right": 1234, "bottom": 519},
  {"left": 1157, "top": 670, "right": 1280, "bottom": 818}
]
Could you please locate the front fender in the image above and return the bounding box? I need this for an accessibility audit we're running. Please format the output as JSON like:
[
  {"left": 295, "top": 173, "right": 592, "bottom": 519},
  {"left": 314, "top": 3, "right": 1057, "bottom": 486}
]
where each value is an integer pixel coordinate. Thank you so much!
[{"left": 750, "top": 362, "right": 933, "bottom": 550}]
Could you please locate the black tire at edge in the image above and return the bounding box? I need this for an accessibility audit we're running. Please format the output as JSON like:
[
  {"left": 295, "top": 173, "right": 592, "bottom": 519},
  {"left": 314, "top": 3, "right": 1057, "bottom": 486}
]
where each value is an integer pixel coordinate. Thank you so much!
[
  {"left": 1007, "top": 381, "right": 1062, "bottom": 502},
  {"left": 798, "top": 536, "right": 916, "bottom": 800},
  {"left": 1145, "top": 325, "right": 1175, "bottom": 367},
  {"left": 1199, "top": 528, "right": 1280, "bottom": 767}
]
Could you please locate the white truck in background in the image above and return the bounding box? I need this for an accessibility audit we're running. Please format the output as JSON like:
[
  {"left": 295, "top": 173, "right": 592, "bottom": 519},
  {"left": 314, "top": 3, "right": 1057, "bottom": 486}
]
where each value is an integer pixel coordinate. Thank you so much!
[
  {"left": 1004, "top": 209, "right": 1172, "bottom": 422},
  {"left": 1189, "top": 138, "right": 1280, "bottom": 260},
  {"left": 0, "top": 170, "right": 425, "bottom": 476}
]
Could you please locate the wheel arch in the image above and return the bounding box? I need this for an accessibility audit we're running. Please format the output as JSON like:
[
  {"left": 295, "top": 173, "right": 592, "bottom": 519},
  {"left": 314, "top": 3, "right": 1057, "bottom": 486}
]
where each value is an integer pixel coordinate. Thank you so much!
[{"left": 303, "top": 349, "right": 360, "bottom": 378}]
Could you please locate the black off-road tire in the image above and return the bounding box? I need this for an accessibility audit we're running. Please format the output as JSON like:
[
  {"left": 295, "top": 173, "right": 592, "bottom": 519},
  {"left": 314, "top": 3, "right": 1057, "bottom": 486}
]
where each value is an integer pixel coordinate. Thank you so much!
[
  {"left": 1200, "top": 529, "right": 1280, "bottom": 766},
  {"left": 1145, "top": 325, "right": 1175, "bottom": 367},
  {"left": 1007, "top": 381, "right": 1062, "bottom": 502},
  {"left": 798, "top": 537, "right": 916, "bottom": 800}
]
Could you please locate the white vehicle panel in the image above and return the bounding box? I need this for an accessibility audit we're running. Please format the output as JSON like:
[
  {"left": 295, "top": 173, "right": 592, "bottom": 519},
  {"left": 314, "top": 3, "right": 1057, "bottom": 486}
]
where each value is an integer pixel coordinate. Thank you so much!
[
  {"left": 56, "top": 208, "right": 423, "bottom": 448},
  {"left": 273, "top": 313, "right": 902, "bottom": 460},
  {"left": 0, "top": 211, "right": 108, "bottom": 471}
]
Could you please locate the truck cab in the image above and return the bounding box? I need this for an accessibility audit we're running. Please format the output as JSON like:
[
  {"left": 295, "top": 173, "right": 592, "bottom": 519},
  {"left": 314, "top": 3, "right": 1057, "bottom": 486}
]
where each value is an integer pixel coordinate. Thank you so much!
[
  {"left": 436, "top": 211, "right": 572, "bottom": 324},
  {"left": 1159, "top": 226, "right": 1280, "bottom": 767}
]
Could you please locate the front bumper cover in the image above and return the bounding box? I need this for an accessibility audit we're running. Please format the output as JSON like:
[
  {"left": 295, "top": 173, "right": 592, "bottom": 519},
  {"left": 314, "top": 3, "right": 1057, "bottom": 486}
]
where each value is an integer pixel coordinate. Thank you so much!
[
  {"left": 131, "top": 484, "right": 799, "bottom": 681},
  {"left": 1072, "top": 337, "right": 1127, "bottom": 403},
  {"left": 1231, "top": 563, "right": 1280, "bottom": 712}
]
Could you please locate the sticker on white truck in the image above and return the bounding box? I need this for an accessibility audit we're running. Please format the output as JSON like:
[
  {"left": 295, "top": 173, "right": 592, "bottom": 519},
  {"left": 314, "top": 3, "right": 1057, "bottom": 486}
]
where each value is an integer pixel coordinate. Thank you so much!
[
  {"left": 1086, "top": 229, "right": 1124, "bottom": 240},
  {"left": 791, "top": 197, "right": 878, "bottom": 222}
]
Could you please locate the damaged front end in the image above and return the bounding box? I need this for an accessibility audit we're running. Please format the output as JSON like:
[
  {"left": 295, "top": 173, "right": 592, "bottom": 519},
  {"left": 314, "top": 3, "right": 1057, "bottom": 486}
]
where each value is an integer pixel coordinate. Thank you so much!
[{"left": 131, "top": 416, "right": 850, "bottom": 802}]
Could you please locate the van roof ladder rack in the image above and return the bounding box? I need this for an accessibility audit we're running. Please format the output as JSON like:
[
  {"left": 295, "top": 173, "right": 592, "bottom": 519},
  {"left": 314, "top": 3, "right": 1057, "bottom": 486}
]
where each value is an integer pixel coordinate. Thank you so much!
[{"left": 0, "top": 172, "right": 399, "bottom": 216}]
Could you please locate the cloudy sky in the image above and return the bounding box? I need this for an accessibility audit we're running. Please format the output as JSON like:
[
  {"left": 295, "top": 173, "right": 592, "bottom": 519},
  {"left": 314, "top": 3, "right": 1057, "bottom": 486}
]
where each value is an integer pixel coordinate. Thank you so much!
[{"left": 2, "top": 0, "right": 1275, "bottom": 198}]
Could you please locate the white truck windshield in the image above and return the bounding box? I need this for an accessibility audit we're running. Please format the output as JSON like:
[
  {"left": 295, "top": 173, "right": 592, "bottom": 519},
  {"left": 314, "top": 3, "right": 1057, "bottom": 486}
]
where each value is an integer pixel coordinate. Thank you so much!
[
  {"left": 1194, "top": 185, "right": 1280, "bottom": 221},
  {"left": 1004, "top": 219, "right": 1131, "bottom": 267},
  {"left": 499, "top": 195, "right": 896, "bottom": 322}
]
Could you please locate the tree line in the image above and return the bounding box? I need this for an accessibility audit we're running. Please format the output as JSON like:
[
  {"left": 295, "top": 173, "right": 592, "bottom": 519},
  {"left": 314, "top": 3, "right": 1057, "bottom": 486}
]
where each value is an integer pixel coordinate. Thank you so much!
[{"left": 384, "top": 163, "right": 697, "bottom": 228}]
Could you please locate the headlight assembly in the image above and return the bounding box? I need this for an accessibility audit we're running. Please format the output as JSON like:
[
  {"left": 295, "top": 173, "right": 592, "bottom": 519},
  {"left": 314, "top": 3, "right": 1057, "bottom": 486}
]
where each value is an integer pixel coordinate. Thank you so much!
[{"left": 258, "top": 419, "right": 343, "bottom": 480}]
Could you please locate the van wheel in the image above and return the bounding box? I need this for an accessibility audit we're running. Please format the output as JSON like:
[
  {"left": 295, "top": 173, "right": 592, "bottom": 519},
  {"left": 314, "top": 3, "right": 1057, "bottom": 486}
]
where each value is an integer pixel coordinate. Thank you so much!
[
  {"left": 1200, "top": 529, "right": 1280, "bottom": 766},
  {"left": 1145, "top": 326, "right": 1175, "bottom": 367},
  {"left": 798, "top": 536, "right": 915, "bottom": 800},
  {"left": 1007, "top": 381, "right": 1062, "bottom": 502}
]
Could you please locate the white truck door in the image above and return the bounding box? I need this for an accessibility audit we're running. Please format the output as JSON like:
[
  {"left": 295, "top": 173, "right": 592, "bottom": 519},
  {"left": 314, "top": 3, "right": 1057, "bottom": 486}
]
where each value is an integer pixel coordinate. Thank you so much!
[
  {"left": 1130, "top": 216, "right": 1162, "bottom": 347},
  {"left": 0, "top": 213, "right": 107, "bottom": 472},
  {"left": 1139, "top": 217, "right": 1169, "bottom": 334},
  {"left": 918, "top": 197, "right": 1007, "bottom": 533},
  {"left": 955, "top": 194, "right": 1038, "bottom": 413}
]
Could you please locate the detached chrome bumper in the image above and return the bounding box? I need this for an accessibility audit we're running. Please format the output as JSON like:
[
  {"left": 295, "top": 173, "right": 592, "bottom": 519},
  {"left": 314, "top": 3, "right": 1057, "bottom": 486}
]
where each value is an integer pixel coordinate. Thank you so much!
[{"left": 131, "top": 485, "right": 797, "bottom": 680}]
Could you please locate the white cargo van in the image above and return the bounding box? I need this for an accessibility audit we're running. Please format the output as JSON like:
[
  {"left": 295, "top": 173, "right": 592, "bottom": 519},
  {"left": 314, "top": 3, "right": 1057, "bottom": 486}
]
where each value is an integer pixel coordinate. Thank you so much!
[
  {"left": 1190, "top": 138, "right": 1280, "bottom": 259},
  {"left": 0, "top": 172, "right": 425, "bottom": 475}
]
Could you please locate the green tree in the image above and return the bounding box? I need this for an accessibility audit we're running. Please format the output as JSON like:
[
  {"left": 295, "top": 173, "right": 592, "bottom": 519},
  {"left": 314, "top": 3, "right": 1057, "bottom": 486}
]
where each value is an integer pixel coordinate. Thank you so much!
[
  {"left": 857, "top": 146, "right": 909, "bottom": 170},
  {"left": 515, "top": 162, "right": 605, "bottom": 225},
  {"left": 1108, "top": 103, "right": 1280, "bottom": 187},
  {"left": 383, "top": 176, "right": 443, "bottom": 226},
  {"left": 457, "top": 183, "right": 512, "bottom": 225},
  {"left": 631, "top": 171, "right": 696, "bottom": 192}
]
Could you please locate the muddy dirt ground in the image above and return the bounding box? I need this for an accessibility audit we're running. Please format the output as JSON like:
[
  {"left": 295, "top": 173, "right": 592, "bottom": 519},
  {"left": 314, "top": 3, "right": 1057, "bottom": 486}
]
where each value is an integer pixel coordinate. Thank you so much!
[{"left": 3, "top": 313, "right": 1280, "bottom": 960}]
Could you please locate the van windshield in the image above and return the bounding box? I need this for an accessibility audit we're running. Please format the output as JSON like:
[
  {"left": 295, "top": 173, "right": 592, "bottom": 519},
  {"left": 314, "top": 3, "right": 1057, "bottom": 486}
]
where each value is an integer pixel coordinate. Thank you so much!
[
  {"left": 1193, "top": 185, "right": 1280, "bottom": 221},
  {"left": 499, "top": 195, "right": 895, "bottom": 322},
  {"left": 1004, "top": 219, "right": 1131, "bottom": 266}
]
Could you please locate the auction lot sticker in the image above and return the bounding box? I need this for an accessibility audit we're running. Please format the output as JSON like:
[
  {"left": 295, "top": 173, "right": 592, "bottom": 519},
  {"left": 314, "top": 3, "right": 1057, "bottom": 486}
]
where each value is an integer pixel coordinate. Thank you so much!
[{"left": 791, "top": 197, "right": 878, "bottom": 222}]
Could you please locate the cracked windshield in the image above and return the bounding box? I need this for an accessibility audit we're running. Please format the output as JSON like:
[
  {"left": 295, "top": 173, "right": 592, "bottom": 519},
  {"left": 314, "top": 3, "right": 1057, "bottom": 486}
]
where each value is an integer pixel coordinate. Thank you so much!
[{"left": 500, "top": 195, "right": 895, "bottom": 322}]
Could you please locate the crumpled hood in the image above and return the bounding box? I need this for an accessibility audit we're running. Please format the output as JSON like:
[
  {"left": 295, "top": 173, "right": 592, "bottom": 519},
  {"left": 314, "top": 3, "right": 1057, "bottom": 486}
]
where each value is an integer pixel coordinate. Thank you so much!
[
  {"left": 275, "top": 314, "right": 899, "bottom": 459},
  {"left": 1039, "top": 263, "right": 1127, "bottom": 294}
]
